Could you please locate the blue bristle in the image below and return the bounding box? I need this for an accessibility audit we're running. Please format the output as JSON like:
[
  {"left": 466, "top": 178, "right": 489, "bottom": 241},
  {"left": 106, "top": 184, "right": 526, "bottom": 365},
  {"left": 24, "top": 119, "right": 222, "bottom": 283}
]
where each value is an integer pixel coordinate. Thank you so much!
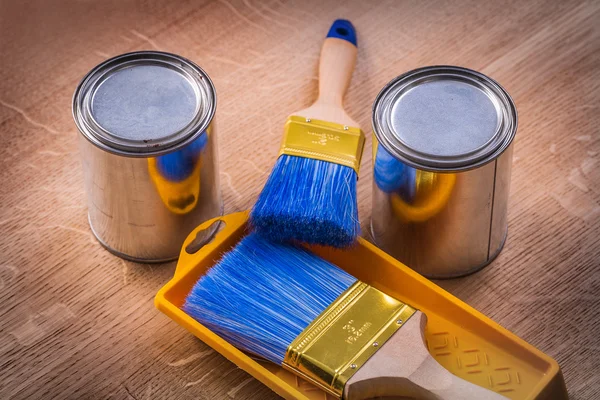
[
  {"left": 250, "top": 155, "right": 360, "bottom": 247},
  {"left": 373, "top": 145, "right": 417, "bottom": 202},
  {"left": 182, "top": 233, "right": 356, "bottom": 365}
]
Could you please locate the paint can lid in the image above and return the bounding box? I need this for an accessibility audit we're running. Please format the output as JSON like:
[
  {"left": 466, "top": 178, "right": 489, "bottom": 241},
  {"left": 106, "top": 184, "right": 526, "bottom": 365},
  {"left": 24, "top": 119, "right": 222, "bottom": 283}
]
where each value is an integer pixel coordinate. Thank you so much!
[
  {"left": 73, "top": 51, "right": 215, "bottom": 156},
  {"left": 372, "top": 66, "right": 517, "bottom": 171}
]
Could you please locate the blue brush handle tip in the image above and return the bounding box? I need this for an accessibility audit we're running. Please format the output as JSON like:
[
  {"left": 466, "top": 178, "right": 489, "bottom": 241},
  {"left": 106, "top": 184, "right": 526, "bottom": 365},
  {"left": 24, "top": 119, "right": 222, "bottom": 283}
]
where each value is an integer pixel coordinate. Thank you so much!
[{"left": 326, "top": 19, "right": 357, "bottom": 47}]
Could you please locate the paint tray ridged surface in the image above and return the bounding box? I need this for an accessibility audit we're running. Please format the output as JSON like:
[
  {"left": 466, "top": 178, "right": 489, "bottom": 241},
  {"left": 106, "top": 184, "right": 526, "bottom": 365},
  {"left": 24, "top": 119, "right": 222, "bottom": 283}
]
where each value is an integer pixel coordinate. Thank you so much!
[{"left": 155, "top": 211, "right": 567, "bottom": 400}]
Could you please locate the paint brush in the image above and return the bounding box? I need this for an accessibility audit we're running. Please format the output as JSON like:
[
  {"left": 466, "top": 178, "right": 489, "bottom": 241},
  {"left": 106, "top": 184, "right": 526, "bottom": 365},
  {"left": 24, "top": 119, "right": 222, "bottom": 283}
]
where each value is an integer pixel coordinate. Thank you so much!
[
  {"left": 250, "top": 19, "right": 364, "bottom": 247},
  {"left": 183, "top": 233, "right": 506, "bottom": 399}
]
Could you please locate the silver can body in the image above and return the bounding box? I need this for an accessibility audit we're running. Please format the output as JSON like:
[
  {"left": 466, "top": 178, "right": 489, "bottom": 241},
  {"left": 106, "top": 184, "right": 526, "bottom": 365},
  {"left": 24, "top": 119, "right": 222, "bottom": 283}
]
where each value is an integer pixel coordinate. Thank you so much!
[
  {"left": 371, "top": 66, "right": 517, "bottom": 278},
  {"left": 73, "top": 52, "right": 222, "bottom": 262}
]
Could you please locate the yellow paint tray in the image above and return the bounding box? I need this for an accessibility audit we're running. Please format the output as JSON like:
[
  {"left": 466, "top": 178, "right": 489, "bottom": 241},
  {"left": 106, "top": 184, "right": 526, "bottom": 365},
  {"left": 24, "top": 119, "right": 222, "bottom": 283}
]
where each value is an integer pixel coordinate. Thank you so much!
[{"left": 155, "top": 211, "right": 567, "bottom": 399}]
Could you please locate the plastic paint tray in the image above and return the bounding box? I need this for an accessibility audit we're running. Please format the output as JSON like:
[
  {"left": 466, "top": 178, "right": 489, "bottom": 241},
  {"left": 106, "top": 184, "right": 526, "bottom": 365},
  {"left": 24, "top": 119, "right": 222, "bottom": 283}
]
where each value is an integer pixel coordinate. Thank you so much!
[{"left": 155, "top": 211, "right": 567, "bottom": 400}]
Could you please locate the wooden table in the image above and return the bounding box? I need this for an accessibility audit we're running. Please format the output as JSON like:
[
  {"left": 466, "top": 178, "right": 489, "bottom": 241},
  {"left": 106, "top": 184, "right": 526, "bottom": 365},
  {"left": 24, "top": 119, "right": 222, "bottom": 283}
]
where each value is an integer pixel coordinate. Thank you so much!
[{"left": 1, "top": 0, "right": 598, "bottom": 398}]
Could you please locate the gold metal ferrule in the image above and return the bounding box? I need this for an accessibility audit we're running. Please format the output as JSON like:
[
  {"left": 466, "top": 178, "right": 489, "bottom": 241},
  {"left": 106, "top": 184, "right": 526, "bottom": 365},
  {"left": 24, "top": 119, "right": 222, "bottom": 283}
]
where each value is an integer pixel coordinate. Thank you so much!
[
  {"left": 282, "top": 281, "right": 417, "bottom": 398},
  {"left": 279, "top": 116, "right": 365, "bottom": 174}
]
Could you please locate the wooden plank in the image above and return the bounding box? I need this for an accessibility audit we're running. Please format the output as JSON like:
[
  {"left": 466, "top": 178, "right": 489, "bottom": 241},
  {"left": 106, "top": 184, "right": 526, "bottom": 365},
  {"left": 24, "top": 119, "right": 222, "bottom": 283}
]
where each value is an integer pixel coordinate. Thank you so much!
[{"left": 0, "top": 0, "right": 598, "bottom": 398}]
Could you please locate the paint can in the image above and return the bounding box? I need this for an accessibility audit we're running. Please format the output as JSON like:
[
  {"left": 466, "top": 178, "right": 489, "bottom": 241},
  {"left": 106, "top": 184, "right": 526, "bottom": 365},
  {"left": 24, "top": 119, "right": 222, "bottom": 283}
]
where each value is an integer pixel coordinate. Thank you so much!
[
  {"left": 73, "top": 51, "right": 222, "bottom": 262},
  {"left": 371, "top": 66, "right": 517, "bottom": 278}
]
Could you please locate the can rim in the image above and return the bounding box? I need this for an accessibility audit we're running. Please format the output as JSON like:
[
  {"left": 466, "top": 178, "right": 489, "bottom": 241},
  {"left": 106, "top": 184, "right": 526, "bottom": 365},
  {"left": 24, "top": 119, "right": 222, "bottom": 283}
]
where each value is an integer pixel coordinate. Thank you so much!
[
  {"left": 372, "top": 66, "right": 517, "bottom": 172},
  {"left": 72, "top": 51, "right": 216, "bottom": 157}
]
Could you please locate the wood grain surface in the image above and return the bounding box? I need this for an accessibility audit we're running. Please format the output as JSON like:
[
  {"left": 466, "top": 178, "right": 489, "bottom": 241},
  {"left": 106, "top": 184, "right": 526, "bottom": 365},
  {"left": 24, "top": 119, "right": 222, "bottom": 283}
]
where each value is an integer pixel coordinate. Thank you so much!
[{"left": 1, "top": 0, "right": 599, "bottom": 399}]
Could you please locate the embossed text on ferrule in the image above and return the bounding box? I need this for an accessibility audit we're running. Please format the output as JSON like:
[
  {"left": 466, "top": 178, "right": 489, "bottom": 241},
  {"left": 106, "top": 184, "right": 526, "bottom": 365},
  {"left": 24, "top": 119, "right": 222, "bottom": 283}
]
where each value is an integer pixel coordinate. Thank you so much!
[
  {"left": 343, "top": 319, "right": 373, "bottom": 344},
  {"left": 306, "top": 131, "right": 341, "bottom": 146}
]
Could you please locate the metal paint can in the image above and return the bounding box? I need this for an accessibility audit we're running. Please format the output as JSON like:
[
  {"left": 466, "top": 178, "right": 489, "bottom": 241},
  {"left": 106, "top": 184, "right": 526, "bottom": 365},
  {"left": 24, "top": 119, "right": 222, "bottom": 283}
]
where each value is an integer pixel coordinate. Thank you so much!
[
  {"left": 371, "top": 66, "right": 517, "bottom": 278},
  {"left": 73, "top": 51, "right": 222, "bottom": 262}
]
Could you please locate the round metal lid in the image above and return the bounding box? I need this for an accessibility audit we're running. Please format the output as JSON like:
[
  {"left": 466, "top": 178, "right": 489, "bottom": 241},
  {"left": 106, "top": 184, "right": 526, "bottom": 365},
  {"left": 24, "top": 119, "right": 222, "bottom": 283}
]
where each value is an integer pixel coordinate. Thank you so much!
[
  {"left": 373, "top": 66, "right": 517, "bottom": 171},
  {"left": 73, "top": 51, "right": 216, "bottom": 156}
]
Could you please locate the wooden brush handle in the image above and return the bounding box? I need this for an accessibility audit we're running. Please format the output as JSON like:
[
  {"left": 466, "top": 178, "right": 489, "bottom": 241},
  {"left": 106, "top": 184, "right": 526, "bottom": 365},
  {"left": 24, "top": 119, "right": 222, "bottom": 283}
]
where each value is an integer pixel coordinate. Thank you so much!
[
  {"left": 344, "top": 311, "right": 507, "bottom": 400},
  {"left": 297, "top": 20, "right": 359, "bottom": 127},
  {"left": 317, "top": 20, "right": 358, "bottom": 107}
]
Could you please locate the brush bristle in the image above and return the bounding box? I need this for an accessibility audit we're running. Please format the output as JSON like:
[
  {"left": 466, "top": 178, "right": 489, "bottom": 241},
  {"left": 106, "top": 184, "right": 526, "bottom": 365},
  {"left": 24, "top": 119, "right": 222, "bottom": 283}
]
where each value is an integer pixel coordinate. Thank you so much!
[
  {"left": 250, "top": 155, "right": 360, "bottom": 247},
  {"left": 183, "top": 233, "right": 356, "bottom": 365}
]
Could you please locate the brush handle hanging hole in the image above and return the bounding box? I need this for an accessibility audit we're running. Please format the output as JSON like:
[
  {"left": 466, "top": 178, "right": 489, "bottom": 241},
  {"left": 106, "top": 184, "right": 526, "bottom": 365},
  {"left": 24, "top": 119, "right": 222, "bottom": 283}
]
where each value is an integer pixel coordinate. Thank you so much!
[
  {"left": 185, "top": 219, "right": 226, "bottom": 254},
  {"left": 337, "top": 28, "right": 348, "bottom": 36},
  {"left": 326, "top": 19, "right": 357, "bottom": 47}
]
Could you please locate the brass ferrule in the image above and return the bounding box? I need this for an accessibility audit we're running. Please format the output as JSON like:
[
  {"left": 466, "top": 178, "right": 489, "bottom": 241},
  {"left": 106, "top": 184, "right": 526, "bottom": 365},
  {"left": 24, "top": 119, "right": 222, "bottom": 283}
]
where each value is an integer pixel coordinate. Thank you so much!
[
  {"left": 279, "top": 116, "right": 365, "bottom": 174},
  {"left": 282, "top": 281, "right": 417, "bottom": 398}
]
